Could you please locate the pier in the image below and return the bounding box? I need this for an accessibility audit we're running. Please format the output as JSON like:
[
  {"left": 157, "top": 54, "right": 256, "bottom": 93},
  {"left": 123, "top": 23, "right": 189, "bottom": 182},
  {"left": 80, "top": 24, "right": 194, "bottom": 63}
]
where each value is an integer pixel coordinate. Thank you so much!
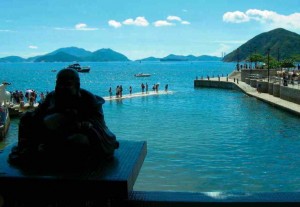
[{"left": 194, "top": 70, "right": 300, "bottom": 117}]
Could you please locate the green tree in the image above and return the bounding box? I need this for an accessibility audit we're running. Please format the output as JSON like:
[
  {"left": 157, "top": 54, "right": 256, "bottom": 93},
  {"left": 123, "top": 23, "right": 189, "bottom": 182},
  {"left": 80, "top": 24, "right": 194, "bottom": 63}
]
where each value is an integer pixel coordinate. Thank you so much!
[
  {"left": 280, "top": 58, "right": 295, "bottom": 68},
  {"left": 247, "top": 53, "right": 264, "bottom": 68},
  {"left": 259, "top": 56, "right": 281, "bottom": 69}
]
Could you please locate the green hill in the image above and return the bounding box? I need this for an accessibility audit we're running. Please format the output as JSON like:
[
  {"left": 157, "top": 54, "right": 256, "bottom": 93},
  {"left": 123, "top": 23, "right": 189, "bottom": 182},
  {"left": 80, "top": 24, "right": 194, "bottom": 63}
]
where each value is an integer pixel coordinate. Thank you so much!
[
  {"left": 138, "top": 57, "right": 160, "bottom": 61},
  {"left": 35, "top": 48, "right": 129, "bottom": 62},
  {"left": 160, "top": 54, "right": 221, "bottom": 61},
  {"left": 0, "top": 56, "right": 26, "bottom": 62},
  {"left": 223, "top": 28, "right": 300, "bottom": 62},
  {"left": 35, "top": 52, "right": 82, "bottom": 62},
  {"left": 47, "top": 47, "right": 92, "bottom": 58},
  {"left": 85, "top": 48, "right": 130, "bottom": 62}
]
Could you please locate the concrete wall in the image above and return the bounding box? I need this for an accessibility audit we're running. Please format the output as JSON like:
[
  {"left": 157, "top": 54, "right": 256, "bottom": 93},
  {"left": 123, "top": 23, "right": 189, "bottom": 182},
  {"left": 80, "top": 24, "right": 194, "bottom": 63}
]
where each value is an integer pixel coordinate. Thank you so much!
[
  {"left": 195, "top": 79, "right": 300, "bottom": 105},
  {"left": 268, "top": 83, "right": 273, "bottom": 95},
  {"left": 250, "top": 79, "right": 257, "bottom": 88},
  {"left": 245, "top": 78, "right": 250, "bottom": 84},
  {"left": 241, "top": 69, "right": 278, "bottom": 82},
  {"left": 257, "top": 81, "right": 269, "bottom": 93},
  {"left": 194, "top": 80, "right": 241, "bottom": 91},
  {"left": 280, "top": 86, "right": 300, "bottom": 104},
  {"left": 272, "top": 84, "right": 280, "bottom": 97}
]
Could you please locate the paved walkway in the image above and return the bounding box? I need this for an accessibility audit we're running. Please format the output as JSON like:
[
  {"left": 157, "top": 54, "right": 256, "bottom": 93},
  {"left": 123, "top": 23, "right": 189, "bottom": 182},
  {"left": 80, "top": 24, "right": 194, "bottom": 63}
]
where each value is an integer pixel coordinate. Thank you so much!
[{"left": 211, "top": 76, "right": 300, "bottom": 116}]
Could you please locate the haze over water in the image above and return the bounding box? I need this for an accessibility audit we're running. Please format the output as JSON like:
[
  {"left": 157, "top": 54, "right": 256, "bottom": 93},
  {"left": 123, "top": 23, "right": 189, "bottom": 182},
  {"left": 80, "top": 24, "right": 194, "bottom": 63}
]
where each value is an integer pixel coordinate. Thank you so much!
[{"left": 1, "top": 61, "right": 300, "bottom": 192}]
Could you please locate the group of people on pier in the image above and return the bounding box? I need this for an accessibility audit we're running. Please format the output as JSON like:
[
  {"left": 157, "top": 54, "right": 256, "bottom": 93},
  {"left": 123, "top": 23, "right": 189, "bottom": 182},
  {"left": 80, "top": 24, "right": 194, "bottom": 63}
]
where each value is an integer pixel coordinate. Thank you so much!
[
  {"left": 10, "top": 89, "right": 49, "bottom": 107},
  {"left": 108, "top": 83, "right": 169, "bottom": 98},
  {"left": 10, "top": 82, "right": 170, "bottom": 106}
]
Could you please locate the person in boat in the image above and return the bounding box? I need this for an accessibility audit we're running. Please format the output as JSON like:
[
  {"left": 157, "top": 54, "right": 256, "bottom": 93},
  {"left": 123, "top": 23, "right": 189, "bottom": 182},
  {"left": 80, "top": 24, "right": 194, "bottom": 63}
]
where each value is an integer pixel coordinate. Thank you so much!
[{"left": 9, "top": 68, "right": 119, "bottom": 167}]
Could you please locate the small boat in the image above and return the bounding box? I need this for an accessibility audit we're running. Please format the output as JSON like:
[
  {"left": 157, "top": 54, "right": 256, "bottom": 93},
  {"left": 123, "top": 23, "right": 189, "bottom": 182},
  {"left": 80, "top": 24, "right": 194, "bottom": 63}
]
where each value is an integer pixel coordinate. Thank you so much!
[
  {"left": 65, "top": 63, "right": 90, "bottom": 73},
  {"left": 134, "top": 73, "right": 151, "bottom": 77},
  {"left": 0, "top": 83, "right": 11, "bottom": 139}
]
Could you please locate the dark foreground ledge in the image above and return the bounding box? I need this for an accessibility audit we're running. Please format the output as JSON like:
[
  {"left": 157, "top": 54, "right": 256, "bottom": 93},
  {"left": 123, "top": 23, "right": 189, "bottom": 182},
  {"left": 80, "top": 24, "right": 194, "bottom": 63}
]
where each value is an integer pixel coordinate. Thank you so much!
[
  {"left": 0, "top": 140, "right": 147, "bottom": 206},
  {"left": 1, "top": 140, "right": 300, "bottom": 207},
  {"left": 128, "top": 191, "right": 300, "bottom": 207}
]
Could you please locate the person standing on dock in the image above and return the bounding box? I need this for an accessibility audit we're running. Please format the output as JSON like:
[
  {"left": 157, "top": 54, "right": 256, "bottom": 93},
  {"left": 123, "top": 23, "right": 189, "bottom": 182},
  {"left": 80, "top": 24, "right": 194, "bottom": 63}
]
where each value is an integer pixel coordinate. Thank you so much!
[
  {"left": 129, "top": 86, "right": 132, "bottom": 95},
  {"left": 119, "top": 85, "right": 123, "bottom": 97},
  {"left": 109, "top": 87, "right": 112, "bottom": 98},
  {"left": 141, "top": 83, "right": 145, "bottom": 93},
  {"left": 146, "top": 83, "right": 148, "bottom": 93},
  {"left": 116, "top": 86, "right": 120, "bottom": 97}
]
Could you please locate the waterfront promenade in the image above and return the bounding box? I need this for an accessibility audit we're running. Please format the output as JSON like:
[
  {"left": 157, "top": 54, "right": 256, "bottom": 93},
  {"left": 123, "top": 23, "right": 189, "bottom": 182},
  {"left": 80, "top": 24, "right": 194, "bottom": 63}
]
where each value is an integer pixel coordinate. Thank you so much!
[{"left": 195, "top": 72, "right": 300, "bottom": 117}]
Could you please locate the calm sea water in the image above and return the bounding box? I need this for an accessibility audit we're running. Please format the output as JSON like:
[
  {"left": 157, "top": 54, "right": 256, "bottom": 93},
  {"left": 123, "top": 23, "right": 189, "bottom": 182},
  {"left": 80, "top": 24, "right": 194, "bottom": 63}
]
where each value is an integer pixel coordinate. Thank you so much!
[{"left": 1, "top": 61, "right": 300, "bottom": 193}]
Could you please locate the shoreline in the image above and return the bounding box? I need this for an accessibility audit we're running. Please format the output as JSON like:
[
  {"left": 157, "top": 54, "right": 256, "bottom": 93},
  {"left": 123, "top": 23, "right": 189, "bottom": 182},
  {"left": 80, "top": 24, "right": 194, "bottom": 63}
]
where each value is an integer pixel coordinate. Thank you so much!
[{"left": 194, "top": 73, "right": 300, "bottom": 117}]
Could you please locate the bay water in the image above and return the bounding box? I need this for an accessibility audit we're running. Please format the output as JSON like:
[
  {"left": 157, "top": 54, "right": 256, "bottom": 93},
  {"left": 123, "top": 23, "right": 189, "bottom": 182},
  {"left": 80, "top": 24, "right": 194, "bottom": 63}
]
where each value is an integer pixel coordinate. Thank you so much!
[{"left": 1, "top": 61, "right": 300, "bottom": 192}]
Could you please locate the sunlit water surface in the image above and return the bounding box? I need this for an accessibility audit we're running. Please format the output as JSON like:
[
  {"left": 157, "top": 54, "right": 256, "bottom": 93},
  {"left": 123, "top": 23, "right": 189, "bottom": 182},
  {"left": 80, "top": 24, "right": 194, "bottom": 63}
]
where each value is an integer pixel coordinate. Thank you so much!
[{"left": 1, "top": 61, "right": 300, "bottom": 192}]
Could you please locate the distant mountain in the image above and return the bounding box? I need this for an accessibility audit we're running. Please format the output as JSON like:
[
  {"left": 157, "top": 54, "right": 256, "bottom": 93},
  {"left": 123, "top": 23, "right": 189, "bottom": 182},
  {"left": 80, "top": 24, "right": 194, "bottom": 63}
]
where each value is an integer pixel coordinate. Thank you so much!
[
  {"left": 33, "top": 47, "right": 129, "bottom": 62},
  {"left": 85, "top": 48, "right": 129, "bottom": 62},
  {"left": 35, "top": 52, "right": 82, "bottom": 62},
  {"left": 160, "top": 54, "right": 221, "bottom": 61},
  {"left": 193, "top": 55, "right": 222, "bottom": 61},
  {"left": 161, "top": 54, "right": 189, "bottom": 61},
  {"left": 47, "top": 47, "right": 92, "bottom": 58},
  {"left": 26, "top": 55, "right": 42, "bottom": 62},
  {"left": 138, "top": 57, "right": 160, "bottom": 61},
  {"left": 223, "top": 28, "right": 300, "bottom": 62},
  {"left": 0, "top": 56, "right": 26, "bottom": 62},
  {"left": 0, "top": 46, "right": 221, "bottom": 63}
]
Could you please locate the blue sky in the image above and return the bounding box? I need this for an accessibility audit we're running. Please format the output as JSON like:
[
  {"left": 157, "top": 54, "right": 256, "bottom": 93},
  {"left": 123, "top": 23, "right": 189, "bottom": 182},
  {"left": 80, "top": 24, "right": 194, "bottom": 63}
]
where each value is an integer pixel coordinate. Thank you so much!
[{"left": 1, "top": 0, "right": 300, "bottom": 60}]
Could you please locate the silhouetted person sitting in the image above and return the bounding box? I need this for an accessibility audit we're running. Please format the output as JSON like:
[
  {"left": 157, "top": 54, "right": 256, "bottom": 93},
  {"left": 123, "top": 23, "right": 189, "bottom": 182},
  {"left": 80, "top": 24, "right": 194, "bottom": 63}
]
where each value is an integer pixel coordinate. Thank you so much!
[{"left": 9, "top": 69, "right": 119, "bottom": 169}]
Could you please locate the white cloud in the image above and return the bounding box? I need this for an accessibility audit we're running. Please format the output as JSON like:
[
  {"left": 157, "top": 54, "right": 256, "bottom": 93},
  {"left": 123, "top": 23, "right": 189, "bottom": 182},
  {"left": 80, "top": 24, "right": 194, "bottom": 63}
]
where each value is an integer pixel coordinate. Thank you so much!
[
  {"left": 0, "top": 29, "right": 12, "bottom": 32},
  {"left": 223, "top": 11, "right": 250, "bottom": 23},
  {"left": 28, "top": 45, "right": 38, "bottom": 49},
  {"left": 108, "top": 20, "right": 122, "bottom": 28},
  {"left": 123, "top": 17, "right": 149, "bottom": 26},
  {"left": 153, "top": 20, "right": 175, "bottom": 27},
  {"left": 167, "top": 16, "right": 182, "bottom": 22},
  {"left": 75, "top": 23, "right": 98, "bottom": 31},
  {"left": 166, "top": 16, "right": 190, "bottom": 25},
  {"left": 54, "top": 23, "right": 98, "bottom": 31},
  {"left": 223, "top": 9, "right": 300, "bottom": 30},
  {"left": 108, "top": 16, "right": 189, "bottom": 28},
  {"left": 181, "top": 21, "right": 190, "bottom": 25},
  {"left": 54, "top": 27, "right": 68, "bottom": 30}
]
